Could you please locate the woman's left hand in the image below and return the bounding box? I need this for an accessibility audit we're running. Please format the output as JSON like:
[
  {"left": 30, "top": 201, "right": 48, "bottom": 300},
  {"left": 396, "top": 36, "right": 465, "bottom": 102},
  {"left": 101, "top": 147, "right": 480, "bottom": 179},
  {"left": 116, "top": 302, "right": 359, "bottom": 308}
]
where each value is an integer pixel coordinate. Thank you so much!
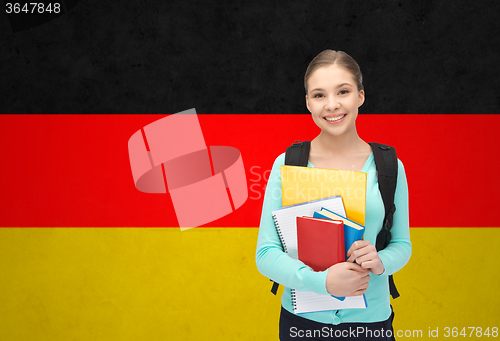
[{"left": 346, "top": 240, "right": 385, "bottom": 275}]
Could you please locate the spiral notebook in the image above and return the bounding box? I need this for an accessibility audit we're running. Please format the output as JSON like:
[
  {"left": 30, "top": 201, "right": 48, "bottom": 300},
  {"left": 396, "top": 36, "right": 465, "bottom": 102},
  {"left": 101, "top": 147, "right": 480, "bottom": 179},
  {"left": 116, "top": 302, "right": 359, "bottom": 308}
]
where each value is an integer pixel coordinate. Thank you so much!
[
  {"left": 272, "top": 196, "right": 346, "bottom": 261},
  {"left": 292, "top": 291, "right": 367, "bottom": 313},
  {"left": 293, "top": 213, "right": 367, "bottom": 313},
  {"left": 272, "top": 196, "right": 367, "bottom": 314}
]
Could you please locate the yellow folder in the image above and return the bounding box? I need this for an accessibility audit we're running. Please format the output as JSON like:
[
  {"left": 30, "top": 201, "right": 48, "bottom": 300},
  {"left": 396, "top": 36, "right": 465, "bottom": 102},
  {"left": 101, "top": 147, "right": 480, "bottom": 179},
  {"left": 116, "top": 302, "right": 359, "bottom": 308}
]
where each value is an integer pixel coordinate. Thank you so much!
[{"left": 280, "top": 165, "right": 367, "bottom": 226}]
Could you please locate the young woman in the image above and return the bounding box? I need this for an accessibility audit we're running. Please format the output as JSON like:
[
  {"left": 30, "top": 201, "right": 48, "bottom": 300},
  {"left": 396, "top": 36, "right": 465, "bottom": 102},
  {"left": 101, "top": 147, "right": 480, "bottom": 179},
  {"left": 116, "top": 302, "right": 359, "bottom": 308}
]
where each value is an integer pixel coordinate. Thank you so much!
[{"left": 255, "top": 50, "right": 411, "bottom": 340}]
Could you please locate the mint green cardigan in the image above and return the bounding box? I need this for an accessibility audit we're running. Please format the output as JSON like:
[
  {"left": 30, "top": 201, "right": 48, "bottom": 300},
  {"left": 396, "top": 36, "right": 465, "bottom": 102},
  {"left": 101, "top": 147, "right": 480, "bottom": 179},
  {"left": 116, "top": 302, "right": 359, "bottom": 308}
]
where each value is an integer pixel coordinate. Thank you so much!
[{"left": 255, "top": 151, "right": 412, "bottom": 325}]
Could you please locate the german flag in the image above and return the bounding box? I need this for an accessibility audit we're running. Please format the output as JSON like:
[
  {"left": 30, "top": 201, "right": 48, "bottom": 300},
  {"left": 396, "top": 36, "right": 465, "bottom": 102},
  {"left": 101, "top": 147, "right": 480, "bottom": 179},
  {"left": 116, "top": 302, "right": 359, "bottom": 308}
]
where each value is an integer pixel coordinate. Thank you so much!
[{"left": 2, "top": 2, "right": 500, "bottom": 340}]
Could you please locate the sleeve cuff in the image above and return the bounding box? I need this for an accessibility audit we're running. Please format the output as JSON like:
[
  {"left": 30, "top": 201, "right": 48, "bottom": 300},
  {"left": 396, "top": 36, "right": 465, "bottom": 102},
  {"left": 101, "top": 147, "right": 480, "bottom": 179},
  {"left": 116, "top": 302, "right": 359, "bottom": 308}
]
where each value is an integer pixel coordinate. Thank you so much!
[
  {"left": 378, "top": 252, "right": 393, "bottom": 276},
  {"left": 301, "top": 268, "right": 329, "bottom": 295}
]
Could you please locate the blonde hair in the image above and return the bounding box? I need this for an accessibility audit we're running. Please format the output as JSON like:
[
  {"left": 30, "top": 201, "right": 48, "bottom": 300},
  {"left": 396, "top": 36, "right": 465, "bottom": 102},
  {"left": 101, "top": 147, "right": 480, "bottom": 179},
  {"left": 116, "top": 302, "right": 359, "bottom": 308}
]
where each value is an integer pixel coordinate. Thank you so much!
[{"left": 304, "top": 50, "right": 363, "bottom": 95}]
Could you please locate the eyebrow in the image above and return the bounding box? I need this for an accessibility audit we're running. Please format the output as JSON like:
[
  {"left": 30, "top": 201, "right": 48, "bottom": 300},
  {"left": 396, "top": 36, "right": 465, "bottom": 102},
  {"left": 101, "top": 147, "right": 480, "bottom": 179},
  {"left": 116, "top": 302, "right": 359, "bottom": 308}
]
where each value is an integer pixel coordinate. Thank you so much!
[{"left": 310, "top": 83, "right": 353, "bottom": 92}]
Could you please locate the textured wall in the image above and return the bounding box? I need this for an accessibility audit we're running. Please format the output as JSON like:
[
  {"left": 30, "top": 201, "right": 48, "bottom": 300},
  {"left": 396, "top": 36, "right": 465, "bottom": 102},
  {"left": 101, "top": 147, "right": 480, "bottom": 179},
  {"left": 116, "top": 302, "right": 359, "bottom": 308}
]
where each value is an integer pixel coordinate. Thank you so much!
[
  {"left": 2, "top": 2, "right": 500, "bottom": 340},
  {"left": 1, "top": 0, "right": 499, "bottom": 114}
]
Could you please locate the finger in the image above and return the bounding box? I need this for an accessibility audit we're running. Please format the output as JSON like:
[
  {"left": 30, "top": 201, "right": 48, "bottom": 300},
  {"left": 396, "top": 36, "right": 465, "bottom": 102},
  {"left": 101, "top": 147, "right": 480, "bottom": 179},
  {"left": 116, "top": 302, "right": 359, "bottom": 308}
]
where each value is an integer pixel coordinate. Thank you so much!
[
  {"left": 352, "top": 288, "right": 367, "bottom": 296},
  {"left": 347, "top": 240, "right": 362, "bottom": 257},
  {"left": 355, "top": 253, "right": 376, "bottom": 266},
  {"left": 347, "top": 240, "right": 370, "bottom": 257},
  {"left": 360, "top": 273, "right": 371, "bottom": 282},
  {"left": 345, "top": 262, "right": 366, "bottom": 271},
  {"left": 360, "top": 260, "right": 378, "bottom": 270},
  {"left": 344, "top": 261, "right": 360, "bottom": 270},
  {"left": 354, "top": 269, "right": 371, "bottom": 278},
  {"left": 358, "top": 282, "right": 370, "bottom": 290},
  {"left": 347, "top": 248, "right": 371, "bottom": 264}
]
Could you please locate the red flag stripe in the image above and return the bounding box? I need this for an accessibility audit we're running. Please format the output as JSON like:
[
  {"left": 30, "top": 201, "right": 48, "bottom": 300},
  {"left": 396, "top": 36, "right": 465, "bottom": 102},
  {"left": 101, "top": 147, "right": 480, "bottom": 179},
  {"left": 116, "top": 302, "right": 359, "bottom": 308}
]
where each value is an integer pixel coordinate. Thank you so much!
[{"left": 0, "top": 114, "right": 498, "bottom": 227}]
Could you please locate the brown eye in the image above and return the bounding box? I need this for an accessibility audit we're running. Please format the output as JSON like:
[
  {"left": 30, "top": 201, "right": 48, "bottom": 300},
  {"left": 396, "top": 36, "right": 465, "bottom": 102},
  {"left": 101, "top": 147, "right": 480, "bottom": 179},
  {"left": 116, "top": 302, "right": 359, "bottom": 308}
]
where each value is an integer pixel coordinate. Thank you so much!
[
  {"left": 314, "top": 93, "right": 324, "bottom": 98},
  {"left": 339, "top": 89, "right": 349, "bottom": 95}
]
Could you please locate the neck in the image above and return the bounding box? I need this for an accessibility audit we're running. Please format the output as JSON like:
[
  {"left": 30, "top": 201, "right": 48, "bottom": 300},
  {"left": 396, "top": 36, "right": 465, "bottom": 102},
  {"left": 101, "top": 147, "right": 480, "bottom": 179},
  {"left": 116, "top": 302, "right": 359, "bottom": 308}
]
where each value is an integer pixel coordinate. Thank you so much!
[{"left": 313, "top": 126, "right": 364, "bottom": 157}]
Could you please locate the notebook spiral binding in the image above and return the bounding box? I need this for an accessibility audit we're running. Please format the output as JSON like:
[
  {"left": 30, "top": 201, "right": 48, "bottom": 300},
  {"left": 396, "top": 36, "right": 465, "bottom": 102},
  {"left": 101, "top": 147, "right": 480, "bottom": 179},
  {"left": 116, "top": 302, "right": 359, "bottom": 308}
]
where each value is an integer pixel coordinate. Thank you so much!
[
  {"left": 291, "top": 289, "right": 297, "bottom": 312},
  {"left": 273, "top": 214, "right": 288, "bottom": 253}
]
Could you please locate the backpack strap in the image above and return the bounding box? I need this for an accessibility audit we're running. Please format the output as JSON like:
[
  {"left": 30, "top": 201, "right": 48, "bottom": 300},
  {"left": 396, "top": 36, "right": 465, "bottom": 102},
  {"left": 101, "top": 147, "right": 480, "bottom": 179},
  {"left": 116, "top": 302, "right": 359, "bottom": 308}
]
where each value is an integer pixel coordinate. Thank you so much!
[
  {"left": 270, "top": 140, "right": 311, "bottom": 295},
  {"left": 285, "top": 140, "right": 311, "bottom": 167},
  {"left": 272, "top": 141, "right": 401, "bottom": 299},
  {"left": 368, "top": 142, "right": 400, "bottom": 299}
]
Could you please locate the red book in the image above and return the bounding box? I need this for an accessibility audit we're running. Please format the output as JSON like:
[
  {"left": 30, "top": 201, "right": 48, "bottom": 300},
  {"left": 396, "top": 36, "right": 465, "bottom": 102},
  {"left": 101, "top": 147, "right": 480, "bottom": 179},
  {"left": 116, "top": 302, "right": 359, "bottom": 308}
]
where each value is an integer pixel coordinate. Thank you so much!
[{"left": 297, "top": 216, "right": 345, "bottom": 272}]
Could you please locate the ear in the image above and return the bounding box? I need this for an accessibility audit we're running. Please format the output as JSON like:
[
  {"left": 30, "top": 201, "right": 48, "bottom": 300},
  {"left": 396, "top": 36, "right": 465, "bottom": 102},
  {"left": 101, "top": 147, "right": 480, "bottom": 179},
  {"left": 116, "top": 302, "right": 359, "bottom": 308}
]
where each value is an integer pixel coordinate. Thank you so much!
[
  {"left": 357, "top": 90, "right": 365, "bottom": 107},
  {"left": 305, "top": 94, "right": 310, "bottom": 112}
]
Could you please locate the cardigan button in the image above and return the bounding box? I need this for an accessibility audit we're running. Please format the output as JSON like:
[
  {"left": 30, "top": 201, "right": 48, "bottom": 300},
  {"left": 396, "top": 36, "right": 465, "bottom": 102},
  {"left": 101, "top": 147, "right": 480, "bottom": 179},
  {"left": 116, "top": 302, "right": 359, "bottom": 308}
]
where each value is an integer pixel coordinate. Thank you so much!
[{"left": 332, "top": 316, "right": 340, "bottom": 324}]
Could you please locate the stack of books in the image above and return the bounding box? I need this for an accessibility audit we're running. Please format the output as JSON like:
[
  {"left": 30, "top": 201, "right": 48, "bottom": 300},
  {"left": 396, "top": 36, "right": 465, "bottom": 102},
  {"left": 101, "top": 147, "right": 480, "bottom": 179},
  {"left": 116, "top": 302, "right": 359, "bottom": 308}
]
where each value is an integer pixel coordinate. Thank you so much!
[{"left": 272, "top": 165, "right": 368, "bottom": 314}]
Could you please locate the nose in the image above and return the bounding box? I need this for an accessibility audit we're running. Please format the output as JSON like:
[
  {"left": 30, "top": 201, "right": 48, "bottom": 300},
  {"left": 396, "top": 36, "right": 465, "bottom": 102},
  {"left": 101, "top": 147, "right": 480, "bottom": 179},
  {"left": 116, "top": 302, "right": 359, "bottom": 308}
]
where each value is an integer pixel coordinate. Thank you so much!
[{"left": 325, "top": 95, "right": 340, "bottom": 111}]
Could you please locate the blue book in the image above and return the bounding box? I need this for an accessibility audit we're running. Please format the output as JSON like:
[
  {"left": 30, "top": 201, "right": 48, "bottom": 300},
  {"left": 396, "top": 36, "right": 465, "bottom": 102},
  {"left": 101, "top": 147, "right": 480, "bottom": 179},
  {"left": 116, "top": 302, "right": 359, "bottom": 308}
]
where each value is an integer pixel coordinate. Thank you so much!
[
  {"left": 312, "top": 209, "right": 365, "bottom": 302},
  {"left": 272, "top": 196, "right": 346, "bottom": 261},
  {"left": 313, "top": 208, "right": 365, "bottom": 260}
]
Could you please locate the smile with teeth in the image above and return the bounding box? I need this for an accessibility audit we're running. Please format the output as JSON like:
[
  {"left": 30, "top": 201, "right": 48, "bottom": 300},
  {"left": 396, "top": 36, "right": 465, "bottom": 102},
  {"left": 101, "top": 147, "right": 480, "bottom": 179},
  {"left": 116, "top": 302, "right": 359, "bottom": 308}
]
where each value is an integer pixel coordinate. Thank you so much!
[{"left": 324, "top": 114, "right": 346, "bottom": 122}]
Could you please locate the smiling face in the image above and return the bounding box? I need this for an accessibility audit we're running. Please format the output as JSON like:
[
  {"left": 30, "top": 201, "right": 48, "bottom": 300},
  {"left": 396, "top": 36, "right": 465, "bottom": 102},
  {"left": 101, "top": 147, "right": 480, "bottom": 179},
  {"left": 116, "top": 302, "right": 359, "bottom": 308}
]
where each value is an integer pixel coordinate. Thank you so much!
[{"left": 306, "top": 64, "right": 365, "bottom": 138}]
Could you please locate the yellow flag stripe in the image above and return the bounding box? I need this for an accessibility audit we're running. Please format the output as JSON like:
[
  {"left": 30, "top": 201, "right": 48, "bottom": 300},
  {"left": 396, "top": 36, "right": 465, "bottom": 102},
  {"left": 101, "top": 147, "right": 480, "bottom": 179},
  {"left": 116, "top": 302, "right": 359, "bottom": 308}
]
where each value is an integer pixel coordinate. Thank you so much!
[{"left": 0, "top": 228, "right": 498, "bottom": 340}]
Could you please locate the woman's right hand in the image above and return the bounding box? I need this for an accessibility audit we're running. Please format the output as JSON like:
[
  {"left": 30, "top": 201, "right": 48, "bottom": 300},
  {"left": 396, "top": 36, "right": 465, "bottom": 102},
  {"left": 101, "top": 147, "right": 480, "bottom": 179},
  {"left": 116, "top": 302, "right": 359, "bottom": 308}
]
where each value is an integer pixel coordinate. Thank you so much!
[{"left": 325, "top": 262, "right": 370, "bottom": 297}]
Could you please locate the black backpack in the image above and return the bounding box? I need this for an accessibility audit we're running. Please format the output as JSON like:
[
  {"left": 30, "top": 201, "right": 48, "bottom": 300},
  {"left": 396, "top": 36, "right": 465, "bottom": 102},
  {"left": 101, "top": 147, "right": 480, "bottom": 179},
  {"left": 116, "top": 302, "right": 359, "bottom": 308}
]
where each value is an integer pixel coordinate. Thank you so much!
[{"left": 270, "top": 140, "right": 400, "bottom": 299}]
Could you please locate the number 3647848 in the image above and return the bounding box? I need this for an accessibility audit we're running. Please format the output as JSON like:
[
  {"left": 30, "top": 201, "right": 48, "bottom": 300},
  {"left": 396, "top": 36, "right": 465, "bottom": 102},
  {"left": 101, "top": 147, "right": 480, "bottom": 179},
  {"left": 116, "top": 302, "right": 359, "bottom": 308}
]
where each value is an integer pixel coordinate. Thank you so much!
[{"left": 6, "top": 3, "right": 61, "bottom": 14}]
